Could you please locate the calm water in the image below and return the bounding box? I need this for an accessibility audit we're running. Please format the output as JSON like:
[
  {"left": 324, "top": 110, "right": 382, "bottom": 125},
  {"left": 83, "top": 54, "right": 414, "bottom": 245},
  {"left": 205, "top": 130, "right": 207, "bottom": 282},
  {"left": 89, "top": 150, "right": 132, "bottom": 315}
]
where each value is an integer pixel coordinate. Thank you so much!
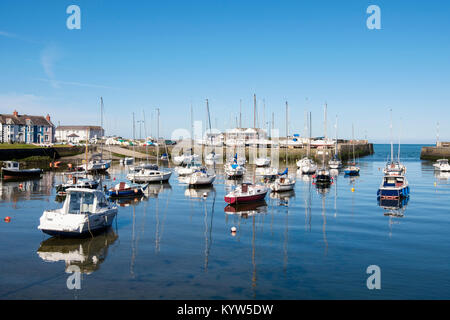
[{"left": 1, "top": 144, "right": 449, "bottom": 299}]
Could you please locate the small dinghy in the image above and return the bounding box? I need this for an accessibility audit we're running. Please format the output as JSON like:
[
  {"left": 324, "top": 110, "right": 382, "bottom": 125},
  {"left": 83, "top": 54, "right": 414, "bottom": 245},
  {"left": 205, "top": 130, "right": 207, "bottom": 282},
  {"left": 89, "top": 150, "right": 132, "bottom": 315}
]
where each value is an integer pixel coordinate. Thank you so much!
[
  {"left": 38, "top": 188, "right": 118, "bottom": 237},
  {"left": 106, "top": 181, "right": 148, "bottom": 198},
  {"left": 1, "top": 161, "right": 42, "bottom": 180},
  {"left": 56, "top": 176, "right": 99, "bottom": 196},
  {"left": 269, "top": 168, "right": 296, "bottom": 192},
  {"left": 224, "top": 182, "right": 268, "bottom": 204}
]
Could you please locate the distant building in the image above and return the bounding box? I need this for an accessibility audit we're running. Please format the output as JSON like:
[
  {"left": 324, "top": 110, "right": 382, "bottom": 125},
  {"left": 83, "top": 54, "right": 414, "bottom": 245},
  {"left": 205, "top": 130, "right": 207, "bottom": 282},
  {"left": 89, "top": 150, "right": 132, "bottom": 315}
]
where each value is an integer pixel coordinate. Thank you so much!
[
  {"left": 0, "top": 110, "right": 55, "bottom": 144},
  {"left": 56, "top": 126, "right": 104, "bottom": 143}
]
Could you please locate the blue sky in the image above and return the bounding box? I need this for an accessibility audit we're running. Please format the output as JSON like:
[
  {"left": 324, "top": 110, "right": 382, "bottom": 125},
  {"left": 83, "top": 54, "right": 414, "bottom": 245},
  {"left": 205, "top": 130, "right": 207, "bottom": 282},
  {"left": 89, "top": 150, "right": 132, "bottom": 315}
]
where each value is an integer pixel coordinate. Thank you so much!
[{"left": 0, "top": 0, "right": 449, "bottom": 143}]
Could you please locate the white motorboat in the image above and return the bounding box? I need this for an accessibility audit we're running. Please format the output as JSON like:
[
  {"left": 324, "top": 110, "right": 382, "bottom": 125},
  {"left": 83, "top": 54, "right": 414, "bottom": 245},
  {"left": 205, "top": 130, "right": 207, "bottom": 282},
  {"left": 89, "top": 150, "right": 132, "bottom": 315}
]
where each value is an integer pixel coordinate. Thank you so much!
[
  {"left": 38, "top": 188, "right": 118, "bottom": 237},
  {"left": 433, "top": 159, "right": 450, "bottom": 172},
  {"left": 255, "top": 157, "right": 271, "bottom": 167},
  {"left": 269, "top": 169, "right": 296, "bottom": 192},
  {"left": 127, "top": 168, "right": 172, "bottom": 183}
]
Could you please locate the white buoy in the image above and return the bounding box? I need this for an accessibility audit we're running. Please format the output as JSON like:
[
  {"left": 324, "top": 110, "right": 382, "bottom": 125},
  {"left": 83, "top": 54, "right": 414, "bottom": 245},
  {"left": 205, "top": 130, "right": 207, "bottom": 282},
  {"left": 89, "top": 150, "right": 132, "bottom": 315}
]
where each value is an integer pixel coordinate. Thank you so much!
[
  {"left": 203, "top": 192, "right": 208, "bottom": 198},
  {"left": 231, "top": 226, "right": 237, "bottom": 233}
]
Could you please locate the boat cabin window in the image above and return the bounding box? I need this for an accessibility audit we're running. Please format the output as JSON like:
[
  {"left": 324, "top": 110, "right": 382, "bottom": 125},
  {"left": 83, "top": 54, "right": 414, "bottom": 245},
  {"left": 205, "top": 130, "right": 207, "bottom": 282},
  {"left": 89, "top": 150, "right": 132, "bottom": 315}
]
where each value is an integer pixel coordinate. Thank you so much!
[
  {"left": 97, "top": 195, "right": 109, "bottom": 208},
  {"left": 68, "top": 192, "right": 95, "bottom": 214}
]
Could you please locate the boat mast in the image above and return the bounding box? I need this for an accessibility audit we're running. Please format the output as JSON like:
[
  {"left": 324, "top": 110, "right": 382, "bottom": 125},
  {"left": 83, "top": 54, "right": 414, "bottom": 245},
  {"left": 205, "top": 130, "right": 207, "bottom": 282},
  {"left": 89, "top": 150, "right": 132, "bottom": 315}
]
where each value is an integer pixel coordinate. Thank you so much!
[
  {"left": 100, "top": 97, "right": 104, "bottom": 160},
  {"left": 190, "top": 103, "right": 194, "bottom": 153},
  {"left": 85, "top": 127, "right": 88, "bottom": 174},
  {"left": 239, "top": 99, "right": 242, "bottom": 128},
  {"left": 390, "top": 108, "right": 393, "bottom": 163},
  {"left": 132, "top": 112, "right": 136, "bottom": 162},
  {"left": 352, "top": 123, "right": 356, "bottom": 164},
  {"left": 156, "top": 108, "right": 160, "bottom": 167},
  {"left": 285, "top": 101, "right": 288, "bottom": 164},
  {"left": 323, "top": 103, "right": 327, "bottom": 167},
  {"left": 308, "top": 112, "right": 312, "bottom": 158},
  {"left": 143, "top": 110, "right": 148, "bottom": 164},
  {"left": 253, "top": 94, "right": 256, "bottom": 129},
  {"left": 335, "top": 115, "right": 338, "bottom": 158}
]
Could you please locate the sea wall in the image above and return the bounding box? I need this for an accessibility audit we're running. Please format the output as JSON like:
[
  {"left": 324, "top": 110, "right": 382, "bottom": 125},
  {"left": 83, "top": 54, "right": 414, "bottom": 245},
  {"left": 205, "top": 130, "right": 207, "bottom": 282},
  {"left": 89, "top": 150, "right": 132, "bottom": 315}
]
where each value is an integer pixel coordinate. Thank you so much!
[
  {"left": 127, "top": 142, "right": 374, "bottom": 164},
  {"left": 0, "top": 146, "right": 88, "bottom": 161},
  {"left": 420, "top": 146, "right": 450, "bottom": 161}
]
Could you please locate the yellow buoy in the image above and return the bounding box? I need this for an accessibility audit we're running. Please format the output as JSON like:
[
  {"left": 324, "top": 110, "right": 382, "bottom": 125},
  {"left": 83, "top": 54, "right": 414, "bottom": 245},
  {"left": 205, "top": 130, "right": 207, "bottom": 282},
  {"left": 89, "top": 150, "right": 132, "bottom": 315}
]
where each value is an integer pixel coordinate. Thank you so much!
[{"left": 351, "top": 188, "right": 355, "bottom": 192}]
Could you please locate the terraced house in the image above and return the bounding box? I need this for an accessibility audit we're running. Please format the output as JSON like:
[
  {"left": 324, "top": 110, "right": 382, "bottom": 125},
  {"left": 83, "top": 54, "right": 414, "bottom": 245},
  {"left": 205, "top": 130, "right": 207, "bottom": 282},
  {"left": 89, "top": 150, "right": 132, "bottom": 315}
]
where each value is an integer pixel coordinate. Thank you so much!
[{"left": 0, "top": 110, "right": 55, "bottom": 144}]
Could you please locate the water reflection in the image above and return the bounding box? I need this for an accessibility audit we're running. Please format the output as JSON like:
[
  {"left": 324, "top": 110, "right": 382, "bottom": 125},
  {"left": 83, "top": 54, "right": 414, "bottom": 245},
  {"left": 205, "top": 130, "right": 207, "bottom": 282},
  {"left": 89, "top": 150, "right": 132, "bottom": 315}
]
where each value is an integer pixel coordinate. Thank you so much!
[
  {"left": 0, "top": 176, "right": 53, "bottom": 205},
  {"left": 146, "top": 183, "right": 172, "bottom": 198},
  {"left": 434, "top": 171, "right": 450, "bottom": 182},
  {"left": 184, "top": 185, "right": 216, "bottom": 199},
  {"left": 378, "top": 197, "right": 409, "bottom": 217},
  {"left": 37, "top": 229, "right": 118, "bottom": 274},
  {"left": 224, "top": 200, "right": 268, "bottom": 218}
]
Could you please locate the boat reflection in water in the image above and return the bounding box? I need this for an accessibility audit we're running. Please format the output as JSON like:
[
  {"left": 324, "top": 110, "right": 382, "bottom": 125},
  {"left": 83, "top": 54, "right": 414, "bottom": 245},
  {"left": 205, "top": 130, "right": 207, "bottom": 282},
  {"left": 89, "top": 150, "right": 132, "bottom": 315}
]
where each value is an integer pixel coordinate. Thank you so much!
[
  {"left": 269, "top": 189, "right": 295, "bottom": 206},
  {"left": 224, "top": 200, "right": 268, "bottom": 218},
  {"left": 434, "top": 170, "right": 450, "bottom": 183},
  {"left": 378, "top": 197, "right": 409, "bottom": 217},
  {"left": 184, "top": 185, "right": 216, "bottom": 199},
  {"left": 146, "top": 182, "right": 172, "bottom": 198},
  {"left": 112, "top": 194, "right": 147, "bottom": 207},
  {"left": 36, "top": 229, "right": 118, "bottom": 274}
]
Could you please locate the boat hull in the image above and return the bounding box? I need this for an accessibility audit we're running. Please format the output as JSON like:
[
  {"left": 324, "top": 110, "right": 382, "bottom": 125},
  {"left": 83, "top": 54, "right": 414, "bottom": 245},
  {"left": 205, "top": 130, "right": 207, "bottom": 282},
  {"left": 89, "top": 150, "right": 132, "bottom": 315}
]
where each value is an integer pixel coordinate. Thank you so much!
[
  {"left": 377, "top": 186, "right": 410, "bottom": 199},
  {"left": 224, "top": 191, "right": 267, "bottom": 204},
  {"left": 1, "top": 168, "right": 42, "bottom": 178}
]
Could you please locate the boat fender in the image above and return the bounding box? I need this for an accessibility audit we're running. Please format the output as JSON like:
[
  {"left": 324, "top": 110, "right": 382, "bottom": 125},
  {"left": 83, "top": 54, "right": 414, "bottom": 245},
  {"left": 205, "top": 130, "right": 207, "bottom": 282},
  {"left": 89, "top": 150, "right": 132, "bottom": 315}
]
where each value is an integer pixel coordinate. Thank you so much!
[
  {"left": 134, "top": 189, "right": 138, "bottom": 193},
  {"left": 4, "top": 216, "right": 11, "bottom": 223},
  {"left": 231, "top": 226, "right": 237, "bottom": 233}
]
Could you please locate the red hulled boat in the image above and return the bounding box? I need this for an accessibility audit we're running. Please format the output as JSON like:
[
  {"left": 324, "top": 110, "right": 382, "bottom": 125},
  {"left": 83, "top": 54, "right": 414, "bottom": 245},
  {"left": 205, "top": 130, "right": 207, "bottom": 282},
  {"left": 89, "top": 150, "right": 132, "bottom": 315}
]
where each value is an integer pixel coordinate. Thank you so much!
[{"left": 224, "top": 183, "right": 268, "bottom": 204}]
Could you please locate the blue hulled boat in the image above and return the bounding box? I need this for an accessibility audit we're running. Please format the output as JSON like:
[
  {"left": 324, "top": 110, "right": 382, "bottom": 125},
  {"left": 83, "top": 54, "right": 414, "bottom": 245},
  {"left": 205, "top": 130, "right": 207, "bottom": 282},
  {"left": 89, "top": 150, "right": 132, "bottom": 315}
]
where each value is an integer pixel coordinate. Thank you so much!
[
  {"left": 107, "top": 182, "right": 148, "bottom": 198},
  {"left": 377, "top": 174, "right": 410, "bottom": 199}
]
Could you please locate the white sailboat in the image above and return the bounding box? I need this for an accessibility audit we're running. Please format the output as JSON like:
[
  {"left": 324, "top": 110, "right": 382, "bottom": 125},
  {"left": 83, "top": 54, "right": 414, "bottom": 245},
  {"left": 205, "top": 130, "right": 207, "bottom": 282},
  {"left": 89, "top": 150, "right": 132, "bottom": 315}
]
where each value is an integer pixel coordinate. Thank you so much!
[
  {"left": 328, "top": 115, "right": 342, "bottom": 169},
  {"left": 299, "top": 111, "right": 317, "bottom": 174}
]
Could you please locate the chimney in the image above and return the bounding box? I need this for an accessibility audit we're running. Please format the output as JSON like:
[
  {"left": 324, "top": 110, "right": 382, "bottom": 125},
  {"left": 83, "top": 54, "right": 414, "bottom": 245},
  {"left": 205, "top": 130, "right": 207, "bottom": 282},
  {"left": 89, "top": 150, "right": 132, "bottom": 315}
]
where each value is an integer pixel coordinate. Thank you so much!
[
  {"left": 13, "top": 110, "right": 18, "bottom": 117},
  {"left": 46, "top": 114, "right": 51, "bottom": 122}
]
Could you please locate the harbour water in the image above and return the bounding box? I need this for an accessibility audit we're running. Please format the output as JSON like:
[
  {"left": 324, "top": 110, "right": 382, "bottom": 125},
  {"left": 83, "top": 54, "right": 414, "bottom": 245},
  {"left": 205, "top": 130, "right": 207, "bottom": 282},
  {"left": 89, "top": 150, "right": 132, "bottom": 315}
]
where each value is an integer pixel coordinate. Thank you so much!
[{"left": 1, "top": 144, "right": 449, "bottom": 299}]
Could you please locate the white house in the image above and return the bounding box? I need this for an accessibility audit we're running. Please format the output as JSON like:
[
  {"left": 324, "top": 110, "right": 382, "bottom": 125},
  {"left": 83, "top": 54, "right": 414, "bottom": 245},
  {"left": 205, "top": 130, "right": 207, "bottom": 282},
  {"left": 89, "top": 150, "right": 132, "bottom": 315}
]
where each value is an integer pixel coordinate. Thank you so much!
[{"left": 55, "top": 126, "right": 104, "bottom": 143}]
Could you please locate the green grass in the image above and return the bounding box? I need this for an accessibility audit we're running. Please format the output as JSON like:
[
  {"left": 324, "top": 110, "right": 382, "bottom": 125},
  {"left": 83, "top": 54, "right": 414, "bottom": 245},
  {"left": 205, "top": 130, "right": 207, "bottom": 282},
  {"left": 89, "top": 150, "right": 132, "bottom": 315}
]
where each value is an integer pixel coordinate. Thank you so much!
[{"left": 0, "top": 144, "right": 43, "bottom": 149}]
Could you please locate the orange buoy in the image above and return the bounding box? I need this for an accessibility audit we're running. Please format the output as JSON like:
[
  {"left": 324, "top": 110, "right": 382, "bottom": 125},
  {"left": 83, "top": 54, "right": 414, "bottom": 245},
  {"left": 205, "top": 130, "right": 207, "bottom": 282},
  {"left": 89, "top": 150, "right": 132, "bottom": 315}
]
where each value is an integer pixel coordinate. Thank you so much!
[{"left": 4, "top": 216, "right": 11, "bottom": 223}]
